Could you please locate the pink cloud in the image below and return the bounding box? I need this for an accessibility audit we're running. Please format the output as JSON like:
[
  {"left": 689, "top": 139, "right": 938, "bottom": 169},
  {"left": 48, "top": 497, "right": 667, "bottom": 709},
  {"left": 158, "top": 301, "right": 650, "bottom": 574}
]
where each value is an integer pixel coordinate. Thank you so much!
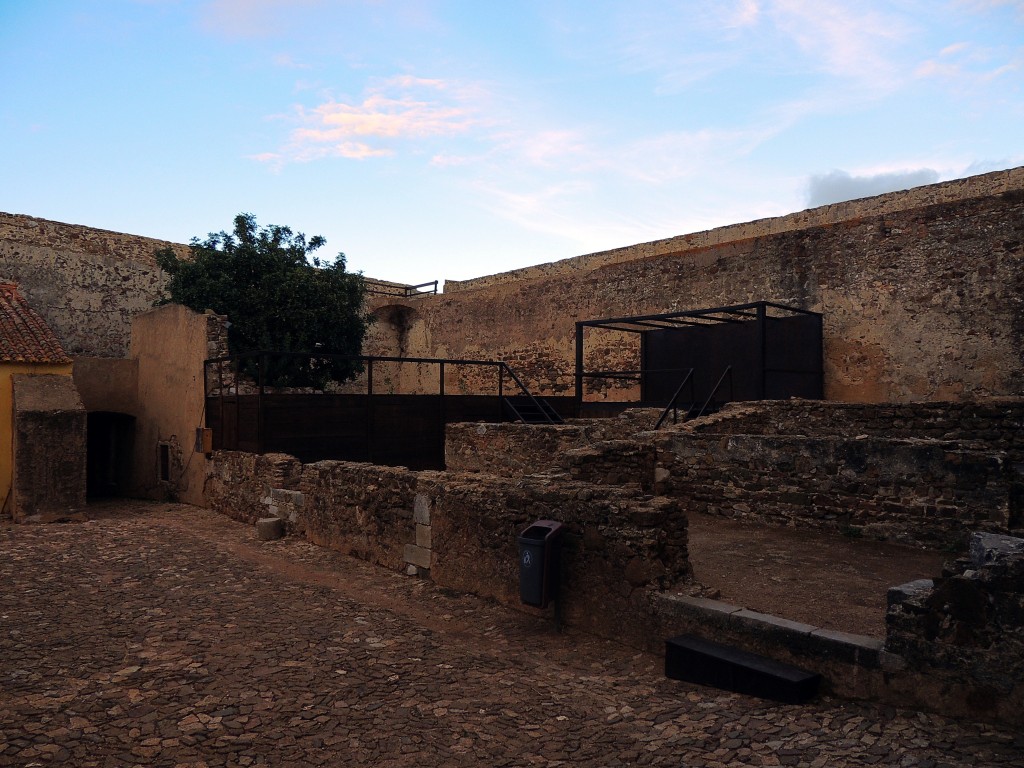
[{"left": 260, "top": 76, "right": 481, "bottom": 164}]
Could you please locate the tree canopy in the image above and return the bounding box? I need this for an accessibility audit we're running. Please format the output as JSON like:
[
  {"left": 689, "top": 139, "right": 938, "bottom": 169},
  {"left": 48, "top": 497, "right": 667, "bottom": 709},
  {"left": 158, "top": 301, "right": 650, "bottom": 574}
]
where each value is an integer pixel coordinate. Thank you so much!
[{"left": 155, "top": 213, "right": 367, "bottom": 387}]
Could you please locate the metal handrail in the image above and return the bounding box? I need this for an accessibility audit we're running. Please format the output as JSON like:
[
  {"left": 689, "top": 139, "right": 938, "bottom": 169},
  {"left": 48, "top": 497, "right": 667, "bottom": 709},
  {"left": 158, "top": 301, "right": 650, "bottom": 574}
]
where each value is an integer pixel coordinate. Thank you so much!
[
  {"left": 204, "top": 351, "right": 557, "bottom": 422},
  {"left": 693, "top": 366, "right": 733, "bottom": 421},
  {"left": 499, "top": 363, "right": 559, "bottom": 424},
  {"left": 654, "top": 369, "right": 695, "bottom": 430},
  {"left": 364, "top": 279, "right": 438, "bottom": 297}
]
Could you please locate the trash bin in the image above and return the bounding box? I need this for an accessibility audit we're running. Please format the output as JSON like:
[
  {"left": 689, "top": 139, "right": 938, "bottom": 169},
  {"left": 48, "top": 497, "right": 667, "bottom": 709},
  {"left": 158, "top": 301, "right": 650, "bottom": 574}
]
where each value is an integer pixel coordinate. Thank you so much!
[{"left": 518, "top": 520, "right": 564, "bottom": 608}]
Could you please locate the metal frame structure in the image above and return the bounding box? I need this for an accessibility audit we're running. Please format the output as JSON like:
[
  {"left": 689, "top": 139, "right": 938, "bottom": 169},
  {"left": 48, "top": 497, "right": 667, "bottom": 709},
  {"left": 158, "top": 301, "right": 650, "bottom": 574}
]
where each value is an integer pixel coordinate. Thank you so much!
[{"left": 574, "top": 301, "right": 823, "bottom": 411}]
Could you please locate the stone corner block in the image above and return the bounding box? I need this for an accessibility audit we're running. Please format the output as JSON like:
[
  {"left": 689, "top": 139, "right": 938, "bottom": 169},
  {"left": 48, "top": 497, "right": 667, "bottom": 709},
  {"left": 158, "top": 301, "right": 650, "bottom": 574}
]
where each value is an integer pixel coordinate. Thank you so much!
[
  {"left": 404, "top": 544, "right": 431, "bottom": 569},
  {"left": 416, "top": 523, "right": 432, "bottom": 549},
  {"left": 413, "top": 493, "right": 432, "bottom": 525}
]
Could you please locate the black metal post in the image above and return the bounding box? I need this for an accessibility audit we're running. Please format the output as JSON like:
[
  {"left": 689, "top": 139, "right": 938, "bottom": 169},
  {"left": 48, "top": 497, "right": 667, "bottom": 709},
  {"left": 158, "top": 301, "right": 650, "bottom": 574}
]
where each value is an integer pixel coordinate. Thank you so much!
[
  {"left": 257, "top": 354, "right": 266, "bottom": 453},
  {"left": 217, "top": 360, "right": 224, "bottom": 450},
  {"left": 497, "top": 364, "right": 504, "bottom": 421},
  {"left": 575, "top": 322, "right": 584, "bottom": 406},
  {"left": 757, "top": 303, "right": 767, "bottom": 400}
]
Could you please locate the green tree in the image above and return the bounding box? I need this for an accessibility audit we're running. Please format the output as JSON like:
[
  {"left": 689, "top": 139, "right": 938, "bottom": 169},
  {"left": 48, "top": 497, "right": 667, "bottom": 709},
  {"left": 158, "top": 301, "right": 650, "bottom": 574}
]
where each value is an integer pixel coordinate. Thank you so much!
[{"left": 155, "top": 213, "right": 368, "bottom": 387}]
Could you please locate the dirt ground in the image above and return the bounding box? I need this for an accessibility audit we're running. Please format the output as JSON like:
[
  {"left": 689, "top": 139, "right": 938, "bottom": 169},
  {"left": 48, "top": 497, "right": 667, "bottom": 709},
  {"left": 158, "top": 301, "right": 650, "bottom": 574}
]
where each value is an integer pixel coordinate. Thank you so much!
[{"left": 685, "top": 511, "right": 948, "bottom": 638}]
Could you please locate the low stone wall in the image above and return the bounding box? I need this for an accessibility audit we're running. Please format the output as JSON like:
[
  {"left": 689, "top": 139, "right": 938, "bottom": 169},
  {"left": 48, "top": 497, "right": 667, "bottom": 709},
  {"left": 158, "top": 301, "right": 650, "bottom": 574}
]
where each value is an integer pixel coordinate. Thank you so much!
[
  {"left": 444, "top": 409, "right": 662, "bottom": 477},
  {"left": 886, "top": 533, "right": 1024, "bottom": 726},
  {"left": 207, "top": 450, "right": 690, "bottom": 646},
  {"left": 562, "top": 439, "right": 657, "bottom": 493},
  {"left": 685, "top": 399, "right": 1024, "bottom": 455},
  {"left": 445, "top": 423, "right": 589, "bottom": 476},
  {"left": 654, "top": 433, "right": 1017, "bottom": 547}
]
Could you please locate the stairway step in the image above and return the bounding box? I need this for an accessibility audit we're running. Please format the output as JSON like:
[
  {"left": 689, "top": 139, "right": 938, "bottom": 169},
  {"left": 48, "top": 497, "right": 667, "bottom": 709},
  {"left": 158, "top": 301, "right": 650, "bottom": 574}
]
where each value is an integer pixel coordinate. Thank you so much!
[{"left": 665, "top": 634, "right": 820, "bottom": 704}]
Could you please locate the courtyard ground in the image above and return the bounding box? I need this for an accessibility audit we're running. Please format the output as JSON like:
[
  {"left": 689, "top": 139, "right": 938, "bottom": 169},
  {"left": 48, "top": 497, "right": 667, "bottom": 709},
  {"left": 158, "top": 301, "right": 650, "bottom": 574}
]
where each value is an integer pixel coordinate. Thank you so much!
[{"left": 1, "top": 501, "right": 1020, "bottom": 767}]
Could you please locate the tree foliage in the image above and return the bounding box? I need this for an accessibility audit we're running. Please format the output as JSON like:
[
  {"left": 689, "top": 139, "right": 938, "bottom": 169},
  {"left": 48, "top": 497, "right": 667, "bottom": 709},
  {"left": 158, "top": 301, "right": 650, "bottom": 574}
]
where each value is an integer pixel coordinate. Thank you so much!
[{"left": 155, "top": 213, "right": 367, "bottom": 387}]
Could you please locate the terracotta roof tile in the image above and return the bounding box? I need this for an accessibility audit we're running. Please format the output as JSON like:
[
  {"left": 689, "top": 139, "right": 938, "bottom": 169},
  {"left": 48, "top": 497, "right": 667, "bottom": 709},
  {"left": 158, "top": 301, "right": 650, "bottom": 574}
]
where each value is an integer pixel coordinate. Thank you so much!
[{"left": 0, "top": 282, "right": 72, "bottom": 364}]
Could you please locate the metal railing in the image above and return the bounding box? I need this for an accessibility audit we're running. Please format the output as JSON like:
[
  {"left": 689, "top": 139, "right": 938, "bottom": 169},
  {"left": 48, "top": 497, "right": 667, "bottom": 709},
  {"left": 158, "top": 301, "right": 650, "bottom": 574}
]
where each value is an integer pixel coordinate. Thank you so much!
[
  {"left": 693, "top": 366, "right": 733, "bottom": 421},
  {"left": 654, "top": 369, "right": 695, "bottom": 429},
  {"left": 364, "top": 280, "right": 439, "bottom": 298}
]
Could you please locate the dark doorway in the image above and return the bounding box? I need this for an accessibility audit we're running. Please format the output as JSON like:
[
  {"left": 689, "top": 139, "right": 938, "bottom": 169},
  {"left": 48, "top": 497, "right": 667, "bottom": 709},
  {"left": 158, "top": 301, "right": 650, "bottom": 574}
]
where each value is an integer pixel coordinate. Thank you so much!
[{"left": 87, "top": 412, "right": 135, "bottom": 498}]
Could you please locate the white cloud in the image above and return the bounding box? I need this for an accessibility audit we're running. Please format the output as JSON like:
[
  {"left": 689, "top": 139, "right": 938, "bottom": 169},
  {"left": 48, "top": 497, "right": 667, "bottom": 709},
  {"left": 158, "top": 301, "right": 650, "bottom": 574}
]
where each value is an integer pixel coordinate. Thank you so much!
[{"left": 767, "top": 0, "right": 910, "bottom": 87}]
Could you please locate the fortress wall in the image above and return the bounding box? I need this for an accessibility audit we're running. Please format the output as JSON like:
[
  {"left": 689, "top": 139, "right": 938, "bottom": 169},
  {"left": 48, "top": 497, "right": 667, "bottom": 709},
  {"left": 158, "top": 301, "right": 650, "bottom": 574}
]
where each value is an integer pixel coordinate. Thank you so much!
[
  {"left": 446, "top": 167, "right": 1024, "bottom": 293},
  {"left": 413, "top": 169, "right": 1024, "bottom": 402},
  {"left": 0, "top": 213, "right": 186, "bottom": 358}
]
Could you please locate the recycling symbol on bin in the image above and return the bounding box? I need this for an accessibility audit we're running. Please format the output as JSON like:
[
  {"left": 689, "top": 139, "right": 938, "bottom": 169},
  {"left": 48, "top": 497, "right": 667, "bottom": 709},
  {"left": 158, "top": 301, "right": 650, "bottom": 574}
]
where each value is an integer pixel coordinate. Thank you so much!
[{"left": 522, "top": 550, "right": 533, "bottom": 568}]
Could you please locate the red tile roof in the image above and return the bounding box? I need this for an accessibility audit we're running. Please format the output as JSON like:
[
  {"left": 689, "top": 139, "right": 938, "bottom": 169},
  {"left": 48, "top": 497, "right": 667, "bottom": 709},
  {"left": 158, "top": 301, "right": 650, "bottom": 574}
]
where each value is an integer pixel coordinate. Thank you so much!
[{"left": 0, "top": 282, "right": 71, "bottom": 364}]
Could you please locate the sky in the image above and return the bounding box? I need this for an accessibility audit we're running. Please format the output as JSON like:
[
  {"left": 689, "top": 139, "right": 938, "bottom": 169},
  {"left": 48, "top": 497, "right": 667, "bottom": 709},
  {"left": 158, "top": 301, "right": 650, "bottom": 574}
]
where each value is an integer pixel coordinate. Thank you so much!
[{"left": 1, "top": 1, "right": 1022, "bottom": 285}]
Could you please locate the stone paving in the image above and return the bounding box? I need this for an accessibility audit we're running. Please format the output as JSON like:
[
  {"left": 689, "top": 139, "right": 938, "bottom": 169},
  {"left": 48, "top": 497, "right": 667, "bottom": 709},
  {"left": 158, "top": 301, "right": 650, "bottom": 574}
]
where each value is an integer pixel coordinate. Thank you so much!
[{"left": 1, "top": 502, "right": 1021, "bottom": 768}]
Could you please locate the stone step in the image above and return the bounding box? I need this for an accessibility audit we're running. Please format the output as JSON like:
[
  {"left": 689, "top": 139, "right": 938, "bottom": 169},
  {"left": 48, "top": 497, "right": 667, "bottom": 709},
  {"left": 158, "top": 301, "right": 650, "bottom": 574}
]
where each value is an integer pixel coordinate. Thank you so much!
[{"left": 665, "top": 634, "right": 821, "bottom": 704}]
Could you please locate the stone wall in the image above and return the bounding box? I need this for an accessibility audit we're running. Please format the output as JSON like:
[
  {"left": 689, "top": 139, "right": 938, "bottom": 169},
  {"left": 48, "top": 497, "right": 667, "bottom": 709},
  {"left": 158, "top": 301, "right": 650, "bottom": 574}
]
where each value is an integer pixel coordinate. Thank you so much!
[
  {"left": 11, "top": 374, "right": 86, "bottom": 521},
  {"left": 0, "top": 213, "right": 184, "bottom": 358},
  {"left": 206, "top": 450, "right": 690, "bottom": 646},
  {"left": 886, "top": 533, "right": 1024, "bottom": 725},
  {"left": 444, "top": 410, "right": 659, "bottom": 476},
  {"left": 405, "top": 168, "right": 1024, "bottom": 403},
  {"left": 654, "top": 433, "right": 1017, "bottom": 547},
  {"left": 686, "top": 398, "right": 1024, "bottom": 456}
]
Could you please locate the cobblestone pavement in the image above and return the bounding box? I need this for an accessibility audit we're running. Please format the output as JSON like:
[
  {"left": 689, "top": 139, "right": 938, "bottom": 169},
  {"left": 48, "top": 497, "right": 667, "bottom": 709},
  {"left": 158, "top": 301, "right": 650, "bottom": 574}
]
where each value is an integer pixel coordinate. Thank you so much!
[{"left": 1, "top": 503, "right": 1021, "bottom": 768}]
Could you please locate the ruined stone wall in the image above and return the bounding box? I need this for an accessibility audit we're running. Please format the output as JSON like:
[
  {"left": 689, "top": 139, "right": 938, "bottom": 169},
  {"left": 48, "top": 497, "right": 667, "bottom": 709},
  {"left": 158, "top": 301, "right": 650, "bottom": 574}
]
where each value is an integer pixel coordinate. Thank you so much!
[
  {"left": 654, "top": 433, "right": 1017, "bottom": 547},
  {"left": 686, "top": 398, "right": 1024, "bottom": 455},
  {"left": 444, "top": 411, "right": 659, "bottom": 476},
  {"left": 412, "top": 168, "right": 1024, "bottom": 403},
  {"left": 206, "top": 450, "right": 690, "bottom": 646},
  {"left": 0, "top": 213, "right": 185, "bottom": 358},
  {"left": 886, "top": 533, "right": 1024, "bottom": 725}
]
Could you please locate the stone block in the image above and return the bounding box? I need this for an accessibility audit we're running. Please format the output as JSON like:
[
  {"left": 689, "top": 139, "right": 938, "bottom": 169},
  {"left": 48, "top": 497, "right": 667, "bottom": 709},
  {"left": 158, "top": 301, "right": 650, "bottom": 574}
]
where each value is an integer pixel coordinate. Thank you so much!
[
  {"left": 416, "top": 524, "right": 432, "bottom": 549},
  {"left": 969, "top": 532, "right": 1024, "bottom": 568},
  {"left": 404, "top": 544, "right": 431, "bottom": 569},
  {"left": 414, "top": 493, "right": 432, "bottom": 525},
  {"left": 808, "top": 628, "right": 884, "bottom": 666},
  {"left": 887, "top": 579, "right": 935, "bottom": 607},
  {"left": 256, "top": 517, "right": 285, "bottom": 541},
  {"left": 733, "top": 609, "right": 816, "bottom": 644}
]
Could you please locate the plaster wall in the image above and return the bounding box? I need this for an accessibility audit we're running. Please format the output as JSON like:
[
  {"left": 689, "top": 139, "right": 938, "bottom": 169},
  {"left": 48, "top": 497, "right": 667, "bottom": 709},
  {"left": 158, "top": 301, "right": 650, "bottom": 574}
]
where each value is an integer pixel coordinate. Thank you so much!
[
  {"left": 128, "top": 304, "right": 219, "bottom": 505},
  {"left": 10, "top": 374, "right": 86, "bottom": 521},
  {"left": 72, "top": 357, "right": 139, "bottom": 414},
  {"left": 0, "top": 361, "right": 73, "bottom": 513}
]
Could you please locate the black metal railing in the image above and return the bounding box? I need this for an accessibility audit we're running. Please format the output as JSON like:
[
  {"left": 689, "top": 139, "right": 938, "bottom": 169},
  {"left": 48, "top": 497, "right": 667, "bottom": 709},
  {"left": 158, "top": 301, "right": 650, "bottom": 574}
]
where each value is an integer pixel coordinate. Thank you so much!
[
  {"left": 203, "top": 351, "right": 559, "bottom": 458},
  {"left": 693, "top": 366, "right": 733, "bottom": 420},
  {"left": 654, "top": 369, "right": 696, "bottom": 429},
  {"left": 364, "top": 280, "right": 438, "bottom": 298}
]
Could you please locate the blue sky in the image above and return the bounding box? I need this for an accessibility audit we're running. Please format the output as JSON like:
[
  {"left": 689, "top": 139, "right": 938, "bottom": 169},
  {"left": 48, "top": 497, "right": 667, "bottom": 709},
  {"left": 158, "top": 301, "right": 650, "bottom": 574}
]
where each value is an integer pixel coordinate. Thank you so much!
[{"left": 2, "top": 1, "right": 1022, "bottom": 284}]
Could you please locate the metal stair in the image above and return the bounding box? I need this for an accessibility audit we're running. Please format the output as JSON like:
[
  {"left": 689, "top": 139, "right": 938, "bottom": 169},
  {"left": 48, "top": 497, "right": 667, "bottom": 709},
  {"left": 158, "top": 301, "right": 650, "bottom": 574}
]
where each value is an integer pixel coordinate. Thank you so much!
[{"left": 503, "top": 395, "right": 564, "bottom": 424}]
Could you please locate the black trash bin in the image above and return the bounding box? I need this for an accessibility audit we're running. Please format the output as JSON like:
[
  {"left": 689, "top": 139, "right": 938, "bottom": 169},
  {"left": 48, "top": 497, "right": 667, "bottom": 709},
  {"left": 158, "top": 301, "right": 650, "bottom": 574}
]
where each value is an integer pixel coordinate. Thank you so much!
[{"left": 518, "top": 520, "right": 564, "bottom": 608}]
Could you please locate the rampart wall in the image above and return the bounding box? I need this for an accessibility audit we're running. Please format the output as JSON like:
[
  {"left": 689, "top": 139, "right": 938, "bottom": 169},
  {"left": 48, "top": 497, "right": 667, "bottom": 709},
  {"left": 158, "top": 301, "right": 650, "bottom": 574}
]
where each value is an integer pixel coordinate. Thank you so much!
[
  {"left": 0, "top": 213, "right": 185, "bottom": 358},
  {"left": 408, "top": 167, "right": 1024, "bottom": 403}
]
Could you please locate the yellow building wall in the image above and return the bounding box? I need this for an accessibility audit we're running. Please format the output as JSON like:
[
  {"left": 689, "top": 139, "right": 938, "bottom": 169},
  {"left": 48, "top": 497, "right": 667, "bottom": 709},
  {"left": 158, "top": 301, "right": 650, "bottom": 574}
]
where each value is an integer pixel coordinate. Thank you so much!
[{"left": 0, "top": 361, "right": 74, "bottom": 514}]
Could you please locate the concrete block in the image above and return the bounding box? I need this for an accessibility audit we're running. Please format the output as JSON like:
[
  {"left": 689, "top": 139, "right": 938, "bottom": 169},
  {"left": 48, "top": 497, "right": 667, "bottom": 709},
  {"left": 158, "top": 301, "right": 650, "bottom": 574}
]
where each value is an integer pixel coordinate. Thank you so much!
[
  {"left": 414, "top": 493, "right": 431, "bottom": 525},
  {"left": 256, "top": 517, "right": 285, "bottom": 541},
  {"left": 404, "top": 544, "right": 431, "bottom": 569},
  {"left": 416, "top": 524, "right": 432, "bottom": 549},
  {"left": 733, "top": 609, "right": 816, "bottom": 642},
  {"left": 808, "top": 628, "right": 884, "bottom": 666}
]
